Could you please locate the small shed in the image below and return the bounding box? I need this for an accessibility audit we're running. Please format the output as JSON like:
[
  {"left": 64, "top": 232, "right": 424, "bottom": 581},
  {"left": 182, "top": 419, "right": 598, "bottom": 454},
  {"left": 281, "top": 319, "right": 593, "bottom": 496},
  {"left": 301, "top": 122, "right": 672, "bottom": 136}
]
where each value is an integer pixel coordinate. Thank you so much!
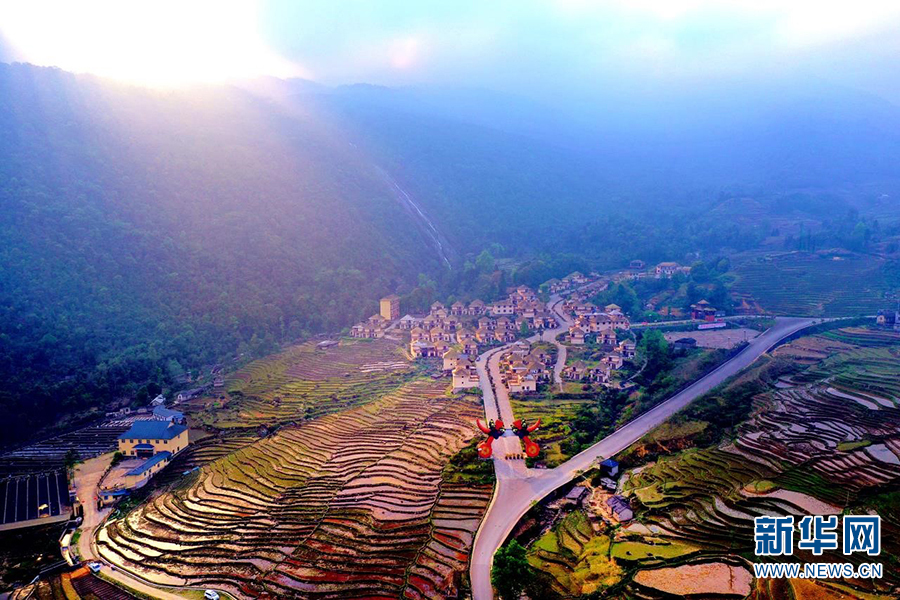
[
  {"left": 673, "top": 337, "right": 697, "bottom": 352},
  {"left": 565, "top": 486, "right": 589, "bottom": 504}
]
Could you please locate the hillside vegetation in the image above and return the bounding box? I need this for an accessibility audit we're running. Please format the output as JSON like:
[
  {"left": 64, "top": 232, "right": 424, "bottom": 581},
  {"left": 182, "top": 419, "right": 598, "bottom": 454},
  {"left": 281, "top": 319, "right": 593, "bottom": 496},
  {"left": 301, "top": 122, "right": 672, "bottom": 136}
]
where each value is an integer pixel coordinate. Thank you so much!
[
  {"left": 0, "top": 64, "right": 436, "bottom": 447},
  {"left": 4, "top": 62, "right": 900, "bottom": 447}
]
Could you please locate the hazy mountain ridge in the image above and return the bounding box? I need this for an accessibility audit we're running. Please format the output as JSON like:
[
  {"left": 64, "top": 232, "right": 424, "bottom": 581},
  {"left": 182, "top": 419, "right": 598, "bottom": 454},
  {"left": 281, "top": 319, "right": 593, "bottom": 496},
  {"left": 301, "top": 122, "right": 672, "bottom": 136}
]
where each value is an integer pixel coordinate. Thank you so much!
[
  {"left": 0, "top": 63, "right": 438, "bottom": 447},
  {"left": 2, "top": 62, "right": 900, "bottom": 447},
  {"left": 305, "top": 78, "right": 900, "bottom": 254}
]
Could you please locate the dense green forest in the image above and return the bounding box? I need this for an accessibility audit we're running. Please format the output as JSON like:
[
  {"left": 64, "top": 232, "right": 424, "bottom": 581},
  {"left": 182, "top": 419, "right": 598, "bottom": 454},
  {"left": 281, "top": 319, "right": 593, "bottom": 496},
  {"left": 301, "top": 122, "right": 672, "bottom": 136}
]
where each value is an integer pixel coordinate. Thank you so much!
[
  {"left": 3, "top": 63, "right": 900, "bottom": 448},
  {"left": 0, "top": 64, "right": 437, "bottom": 447}
]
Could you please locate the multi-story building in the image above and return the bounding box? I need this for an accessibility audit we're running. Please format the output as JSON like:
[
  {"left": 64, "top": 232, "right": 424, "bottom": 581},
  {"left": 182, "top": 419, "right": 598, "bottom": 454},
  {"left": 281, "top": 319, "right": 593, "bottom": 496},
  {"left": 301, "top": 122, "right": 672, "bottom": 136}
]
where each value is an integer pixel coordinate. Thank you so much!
[
  {"left": 380, "top": 295, "right": 401, "bottom": 321},
  {"left": 118, "top": 421, "right": 189, "bottom": 459}
]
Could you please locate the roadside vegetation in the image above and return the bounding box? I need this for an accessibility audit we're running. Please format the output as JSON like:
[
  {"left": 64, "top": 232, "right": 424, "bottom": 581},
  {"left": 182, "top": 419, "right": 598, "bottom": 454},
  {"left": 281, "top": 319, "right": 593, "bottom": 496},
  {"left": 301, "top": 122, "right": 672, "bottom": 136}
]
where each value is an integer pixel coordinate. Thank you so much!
[
  {"left": 511, "top": 326, "right": 900, "bottom": 599},
  {"left": 512, "top": 330, "right": 734, "bottom": 467}
]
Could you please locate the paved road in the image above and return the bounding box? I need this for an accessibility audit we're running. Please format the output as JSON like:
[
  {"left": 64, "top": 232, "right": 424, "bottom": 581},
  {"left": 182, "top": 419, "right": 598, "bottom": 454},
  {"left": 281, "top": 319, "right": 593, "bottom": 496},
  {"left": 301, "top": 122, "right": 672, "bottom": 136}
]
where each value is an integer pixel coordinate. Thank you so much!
[
  {"left": 469, "top": 315, "right": 821, "bottom": 600},
  {"left": 547, "top": 297, "right": 573, "bottom": 391},
  {"left": 472, "top": 293, "right": 577, "bottom": 471}
]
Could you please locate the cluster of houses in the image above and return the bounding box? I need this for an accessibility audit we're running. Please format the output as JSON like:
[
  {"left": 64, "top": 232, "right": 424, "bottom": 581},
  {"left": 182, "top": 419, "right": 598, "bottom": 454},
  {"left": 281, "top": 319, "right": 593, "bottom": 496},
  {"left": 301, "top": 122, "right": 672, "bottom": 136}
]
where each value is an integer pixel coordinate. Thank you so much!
[
  {"left": 407, "top": 302, "right": 496, "bottom": 359},
  {"left": 546, "top": 271, "right": 590, "bottom": 294},
  {"left": 392, "top": 287, "right": 557, "bottom": 360},
  {"left": 566, "top": 459, "right": 634, "bottom": 524},
  {"left": 554, "top": 297, "right": 637, "bottom": 385},
  {"left": 566, "top": 304, "right": 631, "bottom": 343},
  {"left": 562, "top": 295, "right": 631, "bottom": 342},
  {"left": 351, "top": 287, "right": 559, "bottom": 344},
  {"left": 497, "top": 341, "right": 554, "bottom": 394},
  {"left": 546, "top": 271, "right": 609, "bottom": 296},
  {"left": 485, "top": 285, "right": 558, "bottom": 329},
  {"left": 441, "top": 349, "right": 480, "bottom": 392},
  {"left": 597, "top": 458, "right": 633, "bottom": 522},
  {"left": 349, "top": 295, "right": 401, "bottom": 339}
]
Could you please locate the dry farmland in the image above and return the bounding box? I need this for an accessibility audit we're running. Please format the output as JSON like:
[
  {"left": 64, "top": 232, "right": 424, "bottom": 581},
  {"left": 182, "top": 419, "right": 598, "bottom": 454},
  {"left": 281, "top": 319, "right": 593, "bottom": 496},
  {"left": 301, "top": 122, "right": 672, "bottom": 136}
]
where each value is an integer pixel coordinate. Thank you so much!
[{"left": 663, "top": 327, "right": 758, "bottom": 349}]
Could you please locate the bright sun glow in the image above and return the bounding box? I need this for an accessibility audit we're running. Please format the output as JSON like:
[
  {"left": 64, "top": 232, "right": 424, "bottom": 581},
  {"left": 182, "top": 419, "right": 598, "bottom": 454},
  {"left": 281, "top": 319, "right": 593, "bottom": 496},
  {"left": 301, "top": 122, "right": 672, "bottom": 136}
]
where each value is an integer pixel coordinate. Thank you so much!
[{"left": 0, "top": 1, "right": 306, "bottom": 88}]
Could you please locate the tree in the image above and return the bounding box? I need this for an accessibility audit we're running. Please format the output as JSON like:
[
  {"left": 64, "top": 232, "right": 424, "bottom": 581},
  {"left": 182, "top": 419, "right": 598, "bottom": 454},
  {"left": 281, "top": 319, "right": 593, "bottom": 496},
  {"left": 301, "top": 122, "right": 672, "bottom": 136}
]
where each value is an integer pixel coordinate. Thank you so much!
[
  {"left": 492, "top": 540, "right": 531, "bottom": 599},
  {"left": 476, "top": 249, "right": 496, "bottom": 273},
  {"left": 519, "top": 321, "right": 530, "bottom": 337},
  {"left": 64, "top": 449, "right": 80, "bottom": 469},
  {"left": 637, "top": 329, "right": 669, "bottom": 370},
  {"left": 690, "top": 261, "right": 710, "bottom": 283}
]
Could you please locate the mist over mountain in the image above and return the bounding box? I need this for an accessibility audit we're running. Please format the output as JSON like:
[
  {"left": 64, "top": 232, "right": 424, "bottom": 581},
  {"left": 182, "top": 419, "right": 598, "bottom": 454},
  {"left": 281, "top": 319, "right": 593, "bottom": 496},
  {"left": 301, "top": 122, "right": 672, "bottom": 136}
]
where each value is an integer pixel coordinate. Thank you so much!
[
  {"left": 0, "top": 63, "right": 438, "bottom": 445},
  {"left": 2, "top": 60, "right": 899, "bottom": 446},
  {"left": 300, "top": 77, "right": 900, "bottom": 251}
]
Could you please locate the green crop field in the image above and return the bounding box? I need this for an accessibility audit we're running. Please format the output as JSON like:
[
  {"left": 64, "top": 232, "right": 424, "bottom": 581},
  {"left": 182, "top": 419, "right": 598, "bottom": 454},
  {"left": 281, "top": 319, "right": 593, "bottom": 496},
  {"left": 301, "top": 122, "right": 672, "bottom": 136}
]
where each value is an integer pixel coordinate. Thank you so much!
[
  {"left": 526, "top": 510, "right": 622, "bottom": 597},
  {"left": 731, "top": 252, "right": 894, "bottom": 316},
  {"left": 520, "top": 328, "right": 900, "bottom": 599}
]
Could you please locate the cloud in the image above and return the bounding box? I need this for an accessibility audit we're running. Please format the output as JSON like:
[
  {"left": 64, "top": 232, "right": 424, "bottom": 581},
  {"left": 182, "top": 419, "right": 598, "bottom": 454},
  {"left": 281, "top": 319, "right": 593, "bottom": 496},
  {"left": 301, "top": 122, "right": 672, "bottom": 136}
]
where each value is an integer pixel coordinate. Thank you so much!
[
  {"left": 1, "top": 0, "right": 898, "bottom": 101},
  {"left": 0, "top": 0, "right": 308, "bottom": 87}
]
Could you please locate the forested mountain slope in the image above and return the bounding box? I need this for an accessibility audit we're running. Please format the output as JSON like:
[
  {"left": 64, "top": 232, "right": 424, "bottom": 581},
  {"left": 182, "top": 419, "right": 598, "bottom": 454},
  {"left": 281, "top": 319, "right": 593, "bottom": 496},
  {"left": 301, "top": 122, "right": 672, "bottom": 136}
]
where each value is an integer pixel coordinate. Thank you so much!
[
  {"left": 0, "top": 63, "right": 437, "bottom": 447},
  {"left": 312, "top": 82, "right": 900, "bottom": 257},
  {"left": 3, "top": 63, "right": 900, "bottom": 448}
]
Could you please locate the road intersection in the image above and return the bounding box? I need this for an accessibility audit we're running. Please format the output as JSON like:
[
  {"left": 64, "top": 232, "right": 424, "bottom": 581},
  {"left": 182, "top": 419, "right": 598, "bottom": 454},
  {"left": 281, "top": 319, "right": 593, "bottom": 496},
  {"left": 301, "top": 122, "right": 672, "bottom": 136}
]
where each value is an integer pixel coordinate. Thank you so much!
[{"left": 469, "top": 291, "right": 821, "bottom": 599}]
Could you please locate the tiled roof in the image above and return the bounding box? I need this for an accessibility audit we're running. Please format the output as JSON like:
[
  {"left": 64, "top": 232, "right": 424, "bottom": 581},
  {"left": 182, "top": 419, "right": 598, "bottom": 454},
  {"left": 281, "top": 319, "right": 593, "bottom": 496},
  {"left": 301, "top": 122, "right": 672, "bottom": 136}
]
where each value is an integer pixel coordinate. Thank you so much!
[
  {"left": 125, "top": 451, "right": 172, "bottom": 477},
  {"left": 119, "top": 421, "right": 187, "bottom": 441}
]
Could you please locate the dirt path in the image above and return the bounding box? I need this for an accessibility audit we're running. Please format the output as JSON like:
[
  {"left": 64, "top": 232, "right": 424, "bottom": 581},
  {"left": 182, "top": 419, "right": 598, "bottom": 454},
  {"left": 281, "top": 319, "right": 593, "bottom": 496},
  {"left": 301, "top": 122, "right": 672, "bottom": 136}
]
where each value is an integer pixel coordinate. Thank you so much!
[
  {"left": 73, "top": 453, "right": 218, "bottom": 600},
  {"left": 73, "top": 453, "right": 113, "bottom": 562}
]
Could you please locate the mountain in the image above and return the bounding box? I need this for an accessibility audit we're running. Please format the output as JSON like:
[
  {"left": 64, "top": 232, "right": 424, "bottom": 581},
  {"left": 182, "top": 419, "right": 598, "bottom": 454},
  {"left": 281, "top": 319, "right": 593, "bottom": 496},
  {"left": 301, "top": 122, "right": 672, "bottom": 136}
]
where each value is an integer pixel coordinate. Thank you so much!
[
  {"left": 300, "top": 79, "right": 900, "bottom": 254},
  {"left": 0, "top": 63, "right": 443, "bottom": 447},
  {"left": 2, "top": 62, "right": 900, "bottom": 447}
]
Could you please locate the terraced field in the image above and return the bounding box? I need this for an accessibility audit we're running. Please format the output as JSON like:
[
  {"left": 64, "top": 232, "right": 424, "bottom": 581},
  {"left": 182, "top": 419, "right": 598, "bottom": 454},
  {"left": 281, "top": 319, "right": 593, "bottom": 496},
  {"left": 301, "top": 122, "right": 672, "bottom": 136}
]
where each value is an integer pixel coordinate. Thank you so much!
[
  {"left": 618, "top": 336, "right": 900, "bottom": 595},
  {"left": 526, "top": 510, "right": 621, "bottom": 597},
  {"left": 731, "top": 252, "right": 891, "bottom": 316},
  {"left": 194, "top": 338, "right": 416, "bottom": 429},
  {"left": 97, "top": 379, "right": 492, "bottom": 599},
  {"left": 518, "top": 328, "right": 900, "bottom": 599}
]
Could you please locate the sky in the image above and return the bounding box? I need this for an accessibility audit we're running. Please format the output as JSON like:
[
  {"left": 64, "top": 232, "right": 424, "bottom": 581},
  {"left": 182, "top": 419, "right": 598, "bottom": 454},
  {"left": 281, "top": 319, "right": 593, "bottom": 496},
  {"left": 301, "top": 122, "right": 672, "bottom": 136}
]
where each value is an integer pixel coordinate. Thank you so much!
[{"left": 1, "top": 1, "right": 899, "bottom": 103}]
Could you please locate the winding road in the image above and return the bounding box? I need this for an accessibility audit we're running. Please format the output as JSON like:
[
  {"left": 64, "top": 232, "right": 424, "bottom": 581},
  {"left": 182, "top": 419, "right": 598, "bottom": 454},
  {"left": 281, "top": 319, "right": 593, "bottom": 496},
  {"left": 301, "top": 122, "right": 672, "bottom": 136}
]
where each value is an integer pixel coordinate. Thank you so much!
[{"left": 469, "top": 294, "right": 823, "bottom": 599}]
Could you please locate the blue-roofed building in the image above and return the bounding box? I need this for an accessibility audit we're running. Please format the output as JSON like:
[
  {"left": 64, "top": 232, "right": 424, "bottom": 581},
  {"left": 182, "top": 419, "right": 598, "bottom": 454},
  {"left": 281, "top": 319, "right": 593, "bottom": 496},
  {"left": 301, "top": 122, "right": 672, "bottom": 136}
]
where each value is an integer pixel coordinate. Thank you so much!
[
  {"left": 118, "top": 421, "right": 188, "bottom": 458},
  {"left": 152, "top": 406, "right": 186, "bottom": 424},
  {"left": 124, "top": 452, "right": 172, "bottom": 489},
  {"left": 99, "top": 488, "right": 131, "bottom": 506},
  {"left": 600, "top": 458, "right": 619, "bottom": 478},
  {"left": 126, "top": 451, "right": 171, "bottom": 476}
]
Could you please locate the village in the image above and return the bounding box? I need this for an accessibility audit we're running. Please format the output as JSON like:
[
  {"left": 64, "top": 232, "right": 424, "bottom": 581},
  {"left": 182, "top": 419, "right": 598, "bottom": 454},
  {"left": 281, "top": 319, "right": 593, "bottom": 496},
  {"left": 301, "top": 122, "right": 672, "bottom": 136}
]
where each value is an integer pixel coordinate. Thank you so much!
[
  {"left": 0, "top": 259, "right": 734, "bottom": 540},
  {"left": 350, "top": 283, "right": 564, "bottom": 393},
  {"left": 3, "top": 256, "right": 899, "bottom": 599},
  {"left": 348, "top": 268, "right": 644, "bottom": 398},
  {"left": 345, "top": 259, "right": 744, "bottom": 403}
]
